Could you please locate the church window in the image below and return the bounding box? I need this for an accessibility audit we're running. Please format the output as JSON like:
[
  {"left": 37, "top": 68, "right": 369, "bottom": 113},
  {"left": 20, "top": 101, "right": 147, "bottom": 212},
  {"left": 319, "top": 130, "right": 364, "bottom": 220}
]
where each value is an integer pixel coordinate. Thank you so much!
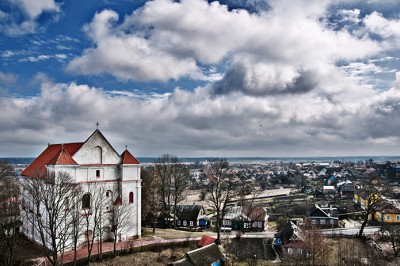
[
  {"left": 96, "top": 170, "right": 100, "bottom": 178},
  {"left": 95, "top": 146, "right": 102, "bottom": 164},
  {"left": 129, "top": 192, "right": 134, "bottom": 204},
  {"left": 82, "top": 193, "right": 91, "bottom": 209}
]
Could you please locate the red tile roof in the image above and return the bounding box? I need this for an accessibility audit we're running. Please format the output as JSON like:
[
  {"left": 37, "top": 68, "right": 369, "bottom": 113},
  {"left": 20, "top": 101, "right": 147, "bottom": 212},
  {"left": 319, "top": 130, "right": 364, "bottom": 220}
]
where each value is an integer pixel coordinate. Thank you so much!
[
  {"left": 47, "top": 147, "right": 78, "bottom": 166},
  {"left": 198, "top": 235, "right": 216, "bottom": 247},
  {"left": 21, "top": 143, "right": 83, "bottom": 177},
  {"left": 120, "top": 149, "right": 140, "bottom": 165}
]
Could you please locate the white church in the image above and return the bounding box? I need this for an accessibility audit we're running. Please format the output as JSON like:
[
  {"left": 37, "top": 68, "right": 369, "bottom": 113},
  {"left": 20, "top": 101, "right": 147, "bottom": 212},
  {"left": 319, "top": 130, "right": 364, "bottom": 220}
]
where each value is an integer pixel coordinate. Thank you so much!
[{"left": 20, "top": 129, "right": 141, "bottom": 248}]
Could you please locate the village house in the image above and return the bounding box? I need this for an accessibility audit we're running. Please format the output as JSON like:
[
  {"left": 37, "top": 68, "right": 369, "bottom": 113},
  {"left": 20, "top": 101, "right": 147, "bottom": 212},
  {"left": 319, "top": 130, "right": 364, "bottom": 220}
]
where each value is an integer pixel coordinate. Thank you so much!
[
  {"left": 174, "top": 204, "right": 208, "bottom": 230},
  {"left": 308, "top": 204, "right": 338, "bottom": 228},
  {"left": 20, "top": 129, "right": 141, "bottom": 249},
  {"left": 370, "top": 201, "right": 400, "bottom": 224},
  {"left": 273, "top": 221, "right": 303, "bottom": 259},
  {"left": 336, "top": 180, "right": 356, "bottom": 198},
  {"left": 218, "top": 205, "right": 267, "bottom": 232},
  {"left": 354, "top": 190, "right": 380, "bottom": 209}
]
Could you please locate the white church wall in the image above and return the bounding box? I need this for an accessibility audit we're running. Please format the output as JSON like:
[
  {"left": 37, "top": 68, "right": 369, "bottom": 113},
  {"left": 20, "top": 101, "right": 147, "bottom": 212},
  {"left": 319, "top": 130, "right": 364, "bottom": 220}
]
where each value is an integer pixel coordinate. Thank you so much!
[
  {"left": 121, "top": 165, "right": 140, "bottom": 181},
  {"left": 73, "top": 132, "right": 120, "bottom": 165}
]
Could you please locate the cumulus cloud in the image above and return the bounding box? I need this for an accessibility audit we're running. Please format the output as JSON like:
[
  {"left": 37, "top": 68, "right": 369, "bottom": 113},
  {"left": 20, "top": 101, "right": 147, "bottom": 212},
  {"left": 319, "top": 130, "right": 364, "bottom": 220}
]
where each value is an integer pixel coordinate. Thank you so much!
[
  {"left": 364, "top": 11, "right": 400, "bottom": 41},
  {"left": 2, "top": 75, "right": 400, "bottom": 157},
  {"left": 14, "top": 0, "right": 60, "bottom": 19},
  {"left": 66, "top": 9, "right": 200, "bottom": 82},
  {"left": 0, "top": 0, "right": 60, "bottom": 36},
  {"left": 67, "top": 0, "right": 381, "bottom": 96},
  {"left": 212, "top": 61, "right": 319, "bottom": 96},
  {"left": 3, "top": 0, "right": 400, "bottom": 157}
]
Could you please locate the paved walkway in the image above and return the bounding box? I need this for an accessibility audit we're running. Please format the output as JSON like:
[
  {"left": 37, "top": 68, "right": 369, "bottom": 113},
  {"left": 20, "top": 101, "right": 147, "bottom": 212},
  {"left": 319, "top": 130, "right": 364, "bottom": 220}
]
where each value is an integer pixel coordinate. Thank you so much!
[{"left": 62, "top": 236, "right": 202, "bottom": 264}]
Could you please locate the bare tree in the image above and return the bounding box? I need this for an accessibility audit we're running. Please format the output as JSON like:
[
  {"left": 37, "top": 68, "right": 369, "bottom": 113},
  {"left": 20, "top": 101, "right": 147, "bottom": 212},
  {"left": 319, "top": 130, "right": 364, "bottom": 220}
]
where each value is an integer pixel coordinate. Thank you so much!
[
  {"left": 70, "top": 186, "right": 84, "bottom": 266},
  {"left": 0, "top": 160, "right": 14, "bottom": 179},
  {"left": 153, "top": 154, "right": 190, "bottom": 229},
  {"left": 357, "top": 182, "right": 390, "bottom": 237},
  {"left": 141, "top": 166, "right": 160, "bottom": 233},
  {"left": 21, "top": 171, "right": 80, "bottom": 265},
  {"left": 81, "top": 183, "right": 107, "bottom": 265},
  {"left": 204, "top": 159, "right": 237, "bottom": 244},
  {"left": 381, "top": 224, "right": 400, "bottom": 257},
  {"left": 0, "top": 161, "right": 20, "bottom": 266},
  {"left": 283, "top": 219, "right": 330, "bottom": 265},
  {"left": 300, "top": 219, "right": 330, "bottom": 265},
  {"left": 154, "top": 154, "right": 173, "bottom": 213},
  {"left": 170, "top": 160, "right": 190, "bottom": 229},
  {"left": 110, "top": 199, "right": 135, "bottom": 257}
]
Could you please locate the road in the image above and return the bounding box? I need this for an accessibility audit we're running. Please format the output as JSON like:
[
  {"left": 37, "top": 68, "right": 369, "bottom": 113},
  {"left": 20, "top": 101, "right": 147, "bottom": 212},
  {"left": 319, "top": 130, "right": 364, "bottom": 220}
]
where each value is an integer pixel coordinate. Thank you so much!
[{"left": 321, "top": 226, "right": 381, "bottom": 236}]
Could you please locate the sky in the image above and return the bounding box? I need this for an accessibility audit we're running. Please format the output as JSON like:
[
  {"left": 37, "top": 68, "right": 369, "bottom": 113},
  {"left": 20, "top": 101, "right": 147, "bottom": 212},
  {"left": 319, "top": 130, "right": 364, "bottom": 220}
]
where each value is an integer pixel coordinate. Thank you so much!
[{"left": 2, "top": 0, "right": 400, "bottom": 158}]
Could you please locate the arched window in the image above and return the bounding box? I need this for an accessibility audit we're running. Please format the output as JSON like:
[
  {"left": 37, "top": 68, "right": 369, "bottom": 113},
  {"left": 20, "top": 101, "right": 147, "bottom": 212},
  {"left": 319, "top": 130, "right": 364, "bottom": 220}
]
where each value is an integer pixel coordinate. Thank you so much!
[
  {"left": 96, "top": 170, "right": 100, "bottom": 178},
  {"left": 129, "top": 192, "right": 134, "bottom": 204},
  {"left": 94, "top": 146, "right": 102, "bottom": 164},
  {"left": 82, "top": 193, "right": 91, "bottom": 209},
  {"left": 106, "top": 190, "right": 112, "bottom": 197}
]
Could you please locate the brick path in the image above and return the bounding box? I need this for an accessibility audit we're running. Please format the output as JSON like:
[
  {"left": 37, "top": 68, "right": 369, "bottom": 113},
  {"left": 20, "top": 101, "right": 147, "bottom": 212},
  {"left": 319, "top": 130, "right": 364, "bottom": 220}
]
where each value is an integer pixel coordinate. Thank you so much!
[{"left": 62, "top": 236, "right": 202, "bottom": 264}]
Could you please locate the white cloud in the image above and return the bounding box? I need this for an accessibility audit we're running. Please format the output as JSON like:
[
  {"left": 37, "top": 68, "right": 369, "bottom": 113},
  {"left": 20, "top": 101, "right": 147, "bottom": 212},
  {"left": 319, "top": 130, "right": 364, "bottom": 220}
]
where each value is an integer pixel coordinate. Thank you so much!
[
  {"left": 3, "top": 0, "right": 400, "bottom": 157},
  {"left": 0, "top": 0, "right": 60, "bottom": 36},
  {"left": 14, "top": 0, "right": 60, "bottom": 19},
  {"left": 19, "top": 53, "right": 68, "bottom": 62},
  {"left": 67, "top": 9, "right": 200, "bottom": 82},
  {"left": 364, "top": 11, "right": 400, "bottom": 40},
  {"left": 337, "top": 9, "right": 361, "bottom": 24},
  {"left": 67, "top": 0, "right": 381, "bottom": 96},
  {"left": 2, "top": 75, "right": 400, "bottom": 157}
]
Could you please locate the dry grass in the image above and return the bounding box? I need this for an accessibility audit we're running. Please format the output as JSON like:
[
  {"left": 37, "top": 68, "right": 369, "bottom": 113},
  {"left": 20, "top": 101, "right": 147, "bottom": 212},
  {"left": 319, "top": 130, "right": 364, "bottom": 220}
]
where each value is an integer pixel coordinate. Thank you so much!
[
  {"left": 327, "top": 237, "right": 369, "bottom": 265},
  {"left": 85, "top": 237, "right": 384, "bottom": 266},
  {"left": 142, "top": 227, "right": 217, "bottom": 239},
  {"left": 92, "top": 245, "right": 195, "bottom": 266}
]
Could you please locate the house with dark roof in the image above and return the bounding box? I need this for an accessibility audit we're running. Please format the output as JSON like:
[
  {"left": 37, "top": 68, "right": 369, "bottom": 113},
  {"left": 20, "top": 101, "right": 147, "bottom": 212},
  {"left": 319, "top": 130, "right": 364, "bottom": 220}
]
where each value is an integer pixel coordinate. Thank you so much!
[
  {"left": 169, "top": 243, "right": 226, "bottom": 266},
  {"left": 338, "top": 183, "right": 356, "bottom": 198},
  {"left": 308, "top": 204, "right": 338, "bottom": 228},
  {"left": 174, "top": 204, "right": 208, "bottom": 230},
  {"left": 20, "top": 129, "right": 142, "bottom": 250},
  {"left": 218, "top": 205, "right": 267, "bottom": 232},
  {"left": 273, "top": 221, "right": 303, "bottom": 259}
]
